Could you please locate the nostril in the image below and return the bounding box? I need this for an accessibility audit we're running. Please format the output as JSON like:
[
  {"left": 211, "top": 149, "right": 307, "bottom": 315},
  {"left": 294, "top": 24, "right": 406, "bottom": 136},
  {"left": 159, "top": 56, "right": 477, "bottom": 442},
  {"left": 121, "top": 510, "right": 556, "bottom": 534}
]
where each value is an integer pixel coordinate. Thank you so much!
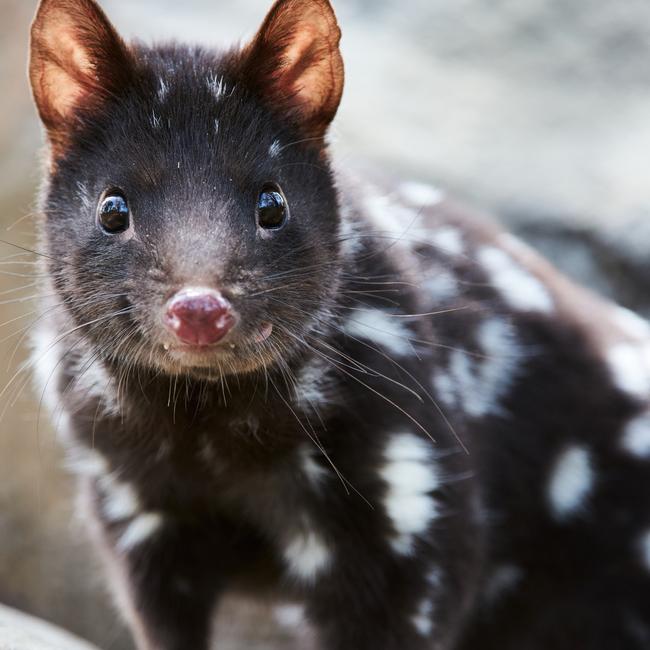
[
  {"left": 167, "top": 294, "right": 226, "bottom": 324},
  {"left": 163, "top": 288, "right": 237, "bottom": 346}
]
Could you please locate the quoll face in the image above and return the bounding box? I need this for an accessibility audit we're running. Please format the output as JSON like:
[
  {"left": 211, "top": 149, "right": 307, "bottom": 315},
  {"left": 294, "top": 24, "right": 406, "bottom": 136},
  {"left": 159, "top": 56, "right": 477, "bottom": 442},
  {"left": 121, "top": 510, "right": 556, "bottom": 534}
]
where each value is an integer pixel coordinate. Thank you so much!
[
  {"left": 43, "top": 58, "right": 342, "bottom": 377},
  {"left": 38, "top": 32, "right": 344, "bottom": 377}
]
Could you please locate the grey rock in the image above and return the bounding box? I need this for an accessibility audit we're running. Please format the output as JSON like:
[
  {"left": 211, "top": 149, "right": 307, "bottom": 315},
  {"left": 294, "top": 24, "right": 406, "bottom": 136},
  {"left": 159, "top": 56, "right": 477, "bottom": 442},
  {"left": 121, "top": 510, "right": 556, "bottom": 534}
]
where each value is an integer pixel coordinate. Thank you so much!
[{"left": 0, "top": 605, "right": 99, "bottom": 650}]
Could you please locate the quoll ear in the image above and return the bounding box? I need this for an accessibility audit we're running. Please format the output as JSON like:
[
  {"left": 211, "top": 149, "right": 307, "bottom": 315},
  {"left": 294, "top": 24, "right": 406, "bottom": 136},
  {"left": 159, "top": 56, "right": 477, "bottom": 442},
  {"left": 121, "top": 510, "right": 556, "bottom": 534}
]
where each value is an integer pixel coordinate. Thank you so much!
[
  {"left": 29, "top": 0, "right": 133, "bottom": 155},
  {"left": 240, "top": 0, "right": 344, "bottom": 141}
]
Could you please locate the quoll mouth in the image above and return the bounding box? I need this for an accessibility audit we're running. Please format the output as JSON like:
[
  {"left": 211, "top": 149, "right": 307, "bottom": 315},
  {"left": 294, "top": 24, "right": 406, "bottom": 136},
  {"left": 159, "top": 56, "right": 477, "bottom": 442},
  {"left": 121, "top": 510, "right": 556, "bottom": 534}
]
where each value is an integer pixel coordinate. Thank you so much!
[{"left": 161, "top": 321, "right": 274, "bottom": 368}]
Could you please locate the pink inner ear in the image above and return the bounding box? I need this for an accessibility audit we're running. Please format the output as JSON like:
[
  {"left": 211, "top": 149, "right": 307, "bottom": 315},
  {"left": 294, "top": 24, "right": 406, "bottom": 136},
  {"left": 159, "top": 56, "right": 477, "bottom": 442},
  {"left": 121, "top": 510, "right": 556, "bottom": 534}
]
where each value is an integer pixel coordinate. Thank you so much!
[
  {"left": 281, "top": 25, "right": 329, "bottom": 108},
  {"left": 30, "top": 0, "right": 132, "bottom": 149},
  {"left": 42, "top": 8, "right": 95, "bottom": 71},
  {"left": 36, "top": 10, "right": 97, "bottom": 121},
  {"left": 39, "top": 61, "right": 87, "bottom": 120},
  {"left": 243, "top": 0, "right": 343, "bottom": 136},
  {"left": 283, "top": 24, "right": 320, "bottom": 70}
]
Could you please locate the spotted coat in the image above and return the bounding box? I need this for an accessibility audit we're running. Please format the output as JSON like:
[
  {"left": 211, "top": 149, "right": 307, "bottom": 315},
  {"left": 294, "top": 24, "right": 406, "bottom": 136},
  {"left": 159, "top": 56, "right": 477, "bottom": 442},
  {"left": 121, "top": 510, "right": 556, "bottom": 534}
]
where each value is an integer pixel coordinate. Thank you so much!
[
  {"left": 34, "top": 175, "right": 650, "bottom": 649},
  {"left": 28, "top": 0, "right": 650, "bottom": 648}
]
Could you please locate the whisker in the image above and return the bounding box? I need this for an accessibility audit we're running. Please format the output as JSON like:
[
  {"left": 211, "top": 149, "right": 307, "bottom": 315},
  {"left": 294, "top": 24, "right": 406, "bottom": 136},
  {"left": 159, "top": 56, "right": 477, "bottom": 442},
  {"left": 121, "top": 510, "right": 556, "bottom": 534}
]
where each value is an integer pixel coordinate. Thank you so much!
[
  {"left": 0, "top": 305, "right": 135, "bottom": 404},
  {"left": 279, "top": 325, "right": 434, "bottom": 442},
  {"left": 5, "top": 210, "right": 40, "bottom": 232},
  {"left": 268, "top": 298, "right": 469, "bottom": 453},
  {"left": 0, "top": 238, "right": 63, "bottom": 265},
  {"left": 267, "top": 371, "right": 372, "bottom": 508}
]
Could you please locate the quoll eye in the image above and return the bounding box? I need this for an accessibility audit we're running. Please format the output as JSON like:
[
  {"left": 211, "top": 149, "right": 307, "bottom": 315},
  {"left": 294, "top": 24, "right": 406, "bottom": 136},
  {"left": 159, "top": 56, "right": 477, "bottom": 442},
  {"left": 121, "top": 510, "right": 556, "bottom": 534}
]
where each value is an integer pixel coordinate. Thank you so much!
[
  {"left": 257, "top": 184, "right": 288, "bottom": 230},
  {"left": 98, "top": 192, "right": 130, "bottom": 234}
]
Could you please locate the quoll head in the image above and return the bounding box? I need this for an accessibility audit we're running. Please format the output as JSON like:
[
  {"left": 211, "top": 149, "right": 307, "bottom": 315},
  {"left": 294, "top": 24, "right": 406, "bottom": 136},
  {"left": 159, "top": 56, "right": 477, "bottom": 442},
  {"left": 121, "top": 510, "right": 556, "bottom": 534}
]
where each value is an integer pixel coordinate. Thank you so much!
[{"left": 28, "top": 0, "right": 346, "bottom": 378}]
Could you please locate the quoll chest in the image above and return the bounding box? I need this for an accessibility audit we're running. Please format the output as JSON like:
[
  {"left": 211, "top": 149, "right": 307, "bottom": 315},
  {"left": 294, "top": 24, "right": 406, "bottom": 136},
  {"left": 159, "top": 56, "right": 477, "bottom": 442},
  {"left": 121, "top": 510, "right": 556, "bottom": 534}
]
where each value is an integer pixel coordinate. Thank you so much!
[{"left": 83, "top": 406, "right": 330, "bottom": 525}]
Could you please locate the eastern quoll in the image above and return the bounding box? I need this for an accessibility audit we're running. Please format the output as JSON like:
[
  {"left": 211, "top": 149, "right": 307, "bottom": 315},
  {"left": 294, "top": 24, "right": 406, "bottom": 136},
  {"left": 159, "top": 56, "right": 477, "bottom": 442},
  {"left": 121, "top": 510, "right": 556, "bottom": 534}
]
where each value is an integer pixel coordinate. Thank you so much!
[{"left": 25, "top": 0, "right": 650, "bottom": 648}]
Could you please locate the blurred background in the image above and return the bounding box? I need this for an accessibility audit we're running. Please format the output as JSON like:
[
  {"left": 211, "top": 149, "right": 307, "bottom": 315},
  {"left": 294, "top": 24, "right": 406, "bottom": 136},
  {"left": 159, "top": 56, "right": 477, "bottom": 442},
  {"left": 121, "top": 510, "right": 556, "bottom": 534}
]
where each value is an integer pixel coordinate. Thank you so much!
[{"left": 1, "top": 0, "right": 650, "bottom": 648}]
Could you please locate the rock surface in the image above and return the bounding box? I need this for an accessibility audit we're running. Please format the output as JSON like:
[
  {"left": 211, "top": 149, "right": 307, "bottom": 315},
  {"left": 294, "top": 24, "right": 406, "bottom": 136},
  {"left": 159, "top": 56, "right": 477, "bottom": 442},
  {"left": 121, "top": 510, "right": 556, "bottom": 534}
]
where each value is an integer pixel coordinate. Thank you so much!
[{"left": 0, "top": 605, "right": 99, "bottom": 650}]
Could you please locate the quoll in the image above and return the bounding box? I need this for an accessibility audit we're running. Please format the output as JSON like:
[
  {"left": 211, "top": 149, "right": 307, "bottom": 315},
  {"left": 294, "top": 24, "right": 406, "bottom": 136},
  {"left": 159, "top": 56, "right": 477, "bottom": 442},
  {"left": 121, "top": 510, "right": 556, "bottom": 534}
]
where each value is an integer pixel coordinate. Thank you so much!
[{"left": 26, "top": 0, "right": 650, "bottom": 648}]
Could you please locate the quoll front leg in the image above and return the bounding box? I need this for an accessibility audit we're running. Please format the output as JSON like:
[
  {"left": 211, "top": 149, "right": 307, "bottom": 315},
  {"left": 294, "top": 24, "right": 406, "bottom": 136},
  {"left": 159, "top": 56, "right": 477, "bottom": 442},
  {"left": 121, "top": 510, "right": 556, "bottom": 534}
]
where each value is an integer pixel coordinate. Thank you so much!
[
  {"left": 88, "top": 480, "right": 253, "bottom": 650},
  {"left": 285, "top": 433, "right": 478, "bottom": 650},
  {"left": 111, "top": 522, "right": 220, "bottom": 650},
  {"left": 304, "top": 552, "right": 452, "bottom": 650}
]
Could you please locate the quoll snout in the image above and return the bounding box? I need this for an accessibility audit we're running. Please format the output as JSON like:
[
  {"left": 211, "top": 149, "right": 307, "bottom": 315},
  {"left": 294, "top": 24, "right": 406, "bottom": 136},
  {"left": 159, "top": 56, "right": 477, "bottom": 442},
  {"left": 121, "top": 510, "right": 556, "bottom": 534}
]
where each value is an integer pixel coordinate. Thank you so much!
[{"left": 163, "top": 287, "right": 237, "bottom": 346}]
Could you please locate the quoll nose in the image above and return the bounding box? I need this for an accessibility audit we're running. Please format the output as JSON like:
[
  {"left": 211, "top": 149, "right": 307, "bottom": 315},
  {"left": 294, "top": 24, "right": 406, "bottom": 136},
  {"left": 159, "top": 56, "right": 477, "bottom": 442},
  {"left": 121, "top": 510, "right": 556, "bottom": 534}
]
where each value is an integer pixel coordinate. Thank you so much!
[{"left": 163, "top": 288, "right": 237, "bottom": 346}]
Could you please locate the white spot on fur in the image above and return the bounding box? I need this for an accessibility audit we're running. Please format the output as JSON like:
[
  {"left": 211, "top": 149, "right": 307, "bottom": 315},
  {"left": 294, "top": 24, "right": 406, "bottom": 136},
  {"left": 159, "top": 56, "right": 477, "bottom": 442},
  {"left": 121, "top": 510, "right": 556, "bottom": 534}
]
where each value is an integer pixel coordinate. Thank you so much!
[
  {"left": 206, "top": 73, "right": 226, "bottom": 98},
  {"left": 117, "top": 512, "right": 163, "bottom": 553},
  {"left": 468, "top": 319, "right": 519, "bottom": 416},
  {"left": 548, "top": 446, "right": 593, "bottom": 520},
  {"left": 639, "top": 530, "right": 650, "bottom": 572},
  {"left": 30, "top": 322, "right": 79, "bottom": 441},
  {"left": 433, "top": 318, "right": 520, "bottom": 418},
  {"left": 31, "top": 324, "right": 63, "bottom": 424},
  {"left": 432, "top": 371, "right": 457, "bottom": 409},
  {"left": 294, "top": 358, "right": 331, "bottom": 410},
  {"left": 606, "top": 342, "right": 650, "bottom": 399},
  {"left": 478, "top": 246, "right": 554, "bottom": 313},
  {"left": 433, "top": 352, "right": 468, "bottom": 411},
  {"left": 411, "top": 598, "right": 434, "bottom": 637},
  {"left": 269, "top": 139, "right": 282, "bottom": 157},
  {"left": 381, "top": 433, "right": 439, "bottom": 555},
  {"left": 151, "top": 112, "right": 161, "bottom": 129},
  {"left": 399, "top": 181, "right": 444, "bottom": 207},
  {"left": 364, "top": 192, "right": 422, "bottom": 241},
  {"left": 274, "top": 604, "right": 306, "bottom": 628},
  {"left": 73, "top": 357, "right": 119, "bottom": 416},
  {"left": 157, "top": 77, "right": 169, "bottom": 102},
  {"left": 214, "top": 119, "right": 219, "bottom": 134},
  {"left": 612, "top": 306, "right": 650, "bottom": 339},
  {"left": 65, "top": 447, "right": 108, "bottom": 478},
  {"left": 99, "top": 474, "right": 140, "bottom": 522},
  {"left": 299, "top": 445, "right": 327, "bottom": 486},
  {"left": 344, "top": 308, "right": 413, "bottom": 356},
  {"left": 338, "top": 205, "right": 364, "bottom": 258},
  {"left": 284, "top": 525, "right": 331, "bottom": 582},
  {"left": 421, "top": 270, "right": 459, "bottom": 303},
  {"left": 427, "top": 567, "right": 443, "bottom": 587},
  {"left": 483, "top": 564, "right": 523, "bottom": 603},
  {"left": 621, "top": 412, "right": 650, "bottom": 458},
  {"left": 427, "top": 226, "right": 464, "bottom": 257}
]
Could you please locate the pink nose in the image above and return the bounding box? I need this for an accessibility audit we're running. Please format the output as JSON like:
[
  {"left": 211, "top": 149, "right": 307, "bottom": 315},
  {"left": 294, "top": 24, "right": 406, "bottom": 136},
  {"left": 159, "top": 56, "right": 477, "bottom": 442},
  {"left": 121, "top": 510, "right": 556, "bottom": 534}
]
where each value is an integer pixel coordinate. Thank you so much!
[{"left": 163, "top": 288, "right": 236, "bottom": 346}]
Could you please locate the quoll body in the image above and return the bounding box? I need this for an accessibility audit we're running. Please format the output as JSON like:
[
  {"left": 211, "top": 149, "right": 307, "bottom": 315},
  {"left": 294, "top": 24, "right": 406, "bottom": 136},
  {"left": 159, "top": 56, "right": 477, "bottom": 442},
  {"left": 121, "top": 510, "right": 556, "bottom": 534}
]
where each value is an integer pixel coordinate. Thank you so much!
[{"left": 26, "top": 0, "right": 650, "bottom": 648}]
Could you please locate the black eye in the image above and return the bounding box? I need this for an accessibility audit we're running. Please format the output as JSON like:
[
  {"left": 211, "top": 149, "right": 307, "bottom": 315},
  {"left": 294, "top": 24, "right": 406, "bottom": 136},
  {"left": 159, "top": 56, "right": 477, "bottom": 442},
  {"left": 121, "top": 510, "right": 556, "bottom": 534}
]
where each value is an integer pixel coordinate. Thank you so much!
[
  {"left": 98, "top": 192, "right": 130, "bottom": 234},
  {"left": 257, "top": 185, "right": 287, "bottom": 230}
]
